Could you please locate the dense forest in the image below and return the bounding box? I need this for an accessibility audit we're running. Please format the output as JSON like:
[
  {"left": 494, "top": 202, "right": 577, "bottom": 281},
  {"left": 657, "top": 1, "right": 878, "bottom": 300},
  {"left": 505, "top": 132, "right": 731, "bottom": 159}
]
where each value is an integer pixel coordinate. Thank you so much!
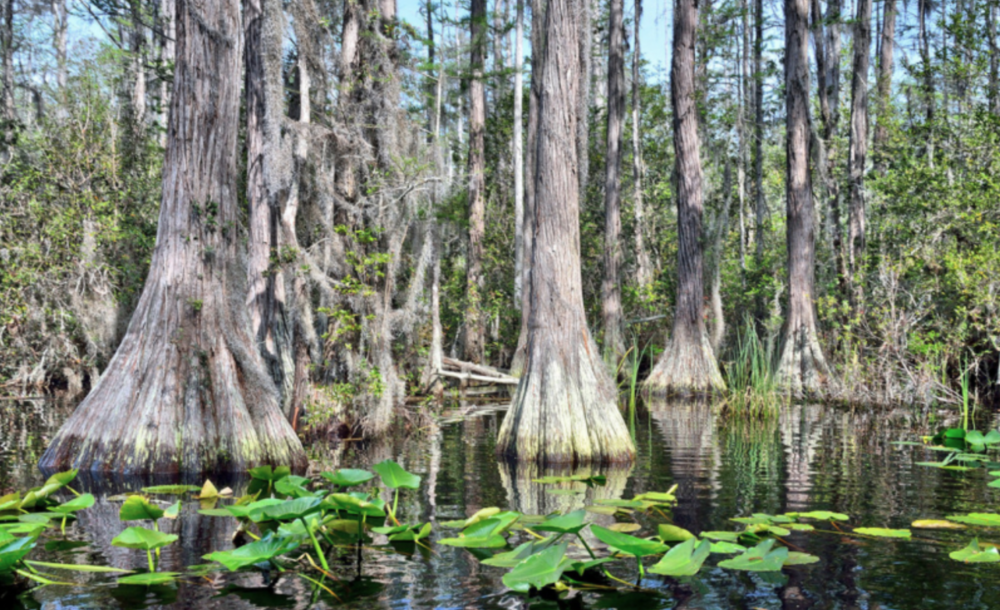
[{"left": 1, "top": 0, "right": 999, "bottom": 462}]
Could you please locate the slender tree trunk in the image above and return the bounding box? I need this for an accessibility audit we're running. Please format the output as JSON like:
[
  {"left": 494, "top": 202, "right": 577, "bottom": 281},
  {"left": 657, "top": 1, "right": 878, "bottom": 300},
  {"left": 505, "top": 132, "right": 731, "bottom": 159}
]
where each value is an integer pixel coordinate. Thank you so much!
[
  {"left": 752, "top": 0, "right": 765, "bottom": 297},
  {"left": 497, "top": 0, "right": 634, "bottom": 466},
  {"left": 873, "top": 0, "right": 895, "bottom": 175},
  {"left": 576, "top": 0, "right": 591, "bottom": 198},
  {"left": 602, "top": 0, "right": 626, "bottom": 364},
  {"left": 644, "top": 0, "right": 725, "bottom": 396},
  {"left": 632, "top": 0, "right": 652, "bottom": 288},
  {"left": 738, "top": 0, "right": 750, "bottom": 276},
  {"left": 988, "top": 0, "right": 999, "bottom": 114},
  {"left": 514, "top": 0, "right": 525, "bottom": 304},
  {"left": 776, "top": 0, "right": 833, "bottom": 396},
  {"left": 846, "top": 0, "right": 871, "bottom": 301},
  {"left": 1, "top": 0, "right": 14, "bottom": 153},
  {"left": 52, "top": 0, "right": 67, "bottom": 91},
  {"left": 464, "top": 0, "right": 487, "bottom": 364},
  {"left": 39, "top": 0, "right": 306, "bottom": 473},
  {"left": 709, "top": 158, "right": 733, "bottom": 352},
  {"left": 129, "top": 0, "right": 147, "bottom": 127},
  {"left": 157, "top": 0, "right": 175, "bottom": 142},
  {"left": 919, "top": 0, "right": 934, "bottom": 159}
]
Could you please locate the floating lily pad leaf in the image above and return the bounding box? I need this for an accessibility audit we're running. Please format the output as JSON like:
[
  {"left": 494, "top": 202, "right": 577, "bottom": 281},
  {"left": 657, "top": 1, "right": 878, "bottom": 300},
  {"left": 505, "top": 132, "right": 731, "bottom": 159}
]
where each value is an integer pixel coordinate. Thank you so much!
[
  {"left": 607, "top": 523, "right": 642, "bottom": 533},
  {"left": 946, "top": 513, "right": 1000, "bottom": 527},
  {"left": 746, "top": 523, "right": 791, "bottom": 537},
  {"left": 985, "top": 431, "right": 1000, "bottom": 445},
  {"left": 783, "top": 552, "right": 820, "bottom": 566},
  {"left": 953, "top": 454, "right": 988, "bottom": 462},
  {"left": 700, "top": 531, "right": 741, "bottom": 542},
  {"left": 911, "top": 519, "right": 967, "bottom": 530},
  {"left": 914, "top": 462, "right": 973, "bottom": 471},
  {"left": 657, "top": 524, "right": 695, "bottom": 542},
  {"left": 594, "top": 499, "right": 647, "bottom": 509},
  {"left": 0, "top": 536, "right": 36, "bottom": 572},
  {"left": 120, "top": 496, "right": 165, "bottom": 521},
  {"left": 570, "top": 557, "right": 617, "bottom": 575},
  {"left": 632, "top": 492, "right": 676, "bottom": 505},
  {"left": 545, "top": 489, "right": 583, "bottom": 496},
  {"left": 25, "top": 560, "right": 133, "bottom": 573},
  {"left": 204, "top": 535, "right": 298, "bottom": 571},
  {"left": 459, "top": 507, "right": 501, "bottom": 529},
  {"left": 51, "top": 494, "right": 94, "bottom": 514},
  {"left": 439, "top": 517, "right": 509, "bottom": 548},
  {"left": 785, "top": 523, "right": 815, "bottom": 532},
  {"left": 534, "top": 510, "right": 587, "bottom": 535},
  {"left": 949, "top": 539, "right": 1000, "bottom": 563},
  {"left": 787, "top": 511, "right": 849, "bottom": 522},
  {"left": 248, "top": 466, "right": 291, "bottom": 482},
  {"left": 2, "top": 522, "right": 47, "bottom": 535},
  {"left": 965, "top": 431, "right": 986, "bottom": 446},
  {"left": 388, "top": 523, "right": 432, "bottom": 542},
  {"left": 0, "top": 528, "right": 13, "bottom": 545},
  {"left": 225, "top": 498, "right": 285, "bottom": 519},
  {"left": 372, "top": 460, "right": 421, "bottom": 490},
  {"left": 649, "top": 538, "right": 711, "bottom": 577},
  {"left": 717, "top": 539, "right": 788, "bottom": 572},
  {"left": 117, "top": 572, "right": 180, "bottom": 586},
  {"left": 584, "top": 505, "right": 619, "bottom": 516},
  {"left": 323, "top": 493, "right": 385, "bottom": 517},
  {"left": 502, "top": 543, "right": 570, "bottom": 593},
  {"left": 142, "top": 485, "right": 200, "bottom": 495},
  {"left": 320, "top": 469, "right": 374, "bottom": 488},
  {"left": 988, "top": 479, "right": 1000, "bottom": 488},
  {"left": 943, "top": 428, "right": 966, "bottom": 439},
  {"left": 891, "top": 441, "right": 924, "bottom": 446},
  {"left": 533, "top": 474, "right": 607, "bottom": 487},
  {"left": 591, "top": 525, "right": 668, "bottom": 557},
  {"left": 482, "top": 537, "right": 558, "bottom": 568},
  {"left": 45, "top": 470, "right": 79, "bottom": 488},
  {"left": 853, "top": 527, "right": 911, "bottom": 539},
  {"left": 111, "top": 526, "right": 179, "bottom": 551},
  {"left": 708, "top": 541, "right": 747, "bottom": 554},
  {"left": 195, "top": 480, "right": 220, "bottom": 500},
  {"left": 0, "top": 492, "right": 20, "bottom": 511},
  {"left": 199, "top": 508, "right": 236, "bottom": 517},
  {"left": 250, "top": 497, "right": 321, "bottom": 523}
]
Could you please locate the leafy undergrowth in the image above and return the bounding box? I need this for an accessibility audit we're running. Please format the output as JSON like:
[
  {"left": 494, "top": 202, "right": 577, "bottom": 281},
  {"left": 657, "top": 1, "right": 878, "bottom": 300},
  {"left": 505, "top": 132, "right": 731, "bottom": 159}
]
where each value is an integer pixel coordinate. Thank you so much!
[{"left": 1, "top": 465, "right": 999, "bottom": 603}]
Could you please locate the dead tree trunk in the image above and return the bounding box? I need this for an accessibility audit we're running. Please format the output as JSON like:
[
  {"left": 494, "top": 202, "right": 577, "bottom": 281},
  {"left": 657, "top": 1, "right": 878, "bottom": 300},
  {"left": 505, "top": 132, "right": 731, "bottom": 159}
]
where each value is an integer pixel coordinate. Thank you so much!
[
  {"left": 776, "top": 0, "right": 833, "bottom": 397},
  {"left": 846, "top": 0, "right": 871, "bottom": 300},
  {"left": 631, "top": 0, "right": 652, "bottom": 289},
  {"left": 873, "top": 0, "right": 896, "bottom": 174},
  {"left": 39, "top": 0, "right": 306, "bottom": 473},
  {"left": 644, "top": 0, "right": 725, "bottom": 396},
  {"left": 464, "top": 0, "right": 487, "bottom": 363},
  {"left": 601, "top": 0, "right": 626, "bottom": 364},
  {"left": 497, "top": 0, "right": 634, "bottom": 466}
]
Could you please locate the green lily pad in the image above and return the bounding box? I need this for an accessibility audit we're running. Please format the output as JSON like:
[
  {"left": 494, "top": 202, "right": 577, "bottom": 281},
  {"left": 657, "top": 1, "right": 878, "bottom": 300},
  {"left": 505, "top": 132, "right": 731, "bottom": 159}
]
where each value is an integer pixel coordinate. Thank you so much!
[
  {"left": 120, "top": 496, "right": 165, "bottom": 521},
  {"left": 0, "top": 536, "right": 36, "bottom": 572},
  {"left": 163, "top": 501, "right": 181, "bottom": 520},
  {"left": 700, "top": 531, "right": 741, "bottom": 542},
  {"left": 853, "top": 527, "right": 911, "bottom": 539},
  {"left": 946, "top": 513, "right": 1000, "bottom": 527},
  {"left": 141, "top": 485, "right": 200, "bottom": 495},
  {"left": 632, "top": 492, "right": 676, "bottom": 505},
  {"left": 323, "top": 493, "right": 385, "bottom": 517},
  {"left": 533, "top": 510, "right": 587, "bottom": 535},
  {"left": 949, "top": 538, "right": 1000, "bottom": 563},
  {"left": 911, "top": 519, "right": 967, "bottom": 530},
  {"left": 372, "top": 460, "right": 421, "bottom": 490},
  {"left": 51, "top": 494, "right": 95, "bottom": 514},
  {"left": 0, "top": 492, "right": 21, "bottom": 511},
  {"left": 985, "top": 431, "right": 1000, "bottom": 445},
  {"left": 717, "top": 539, "right": 788, "bottom": 572},
  {"left": 649, "top": 538, "right": 711, "bottom": 577},
  {"left": 570, "top": 557, "right": 618, "bottom": 575},
  {"left": 439, "top": 517, "right": 509, "bottom": 548},
  {"left": 249, "top": 497, "right": 321, "bottom": 522},
  {"left": 204, "top": 535, "right": 299, "bottom": 571},
  {"left": 248, "top": 466, "right": 291, "bottom": 482},
  {"left": 117, "top": 571, "right": 180, "bottom": 585},
  {"left": 784, "top": 552, "right": 820, "bottom": 566},
  {"left": 320, "top": 469, "right": 375, "bottom": 488},
  {"left": 501, "top": 543, "right": 571, "bottom": 593},
  {"left": 590, "top": 525, "right": 668, "bottom": 557},
  {"left": 482, "top": 537, "right": 558, "bottom": 568},
  {"left": 111, "top": 526, "right": 179, "bottom": 551},
  {"left": 657, "top": 524, "right": 695, "bottom": 542},
  {"left": 708, "top": 540, "right": 747, "bottom": 554},
  {"left": 25, "top": 560, "right": 133, "bottom": 573},
  {"left": 787, "top": 511, "right": 849, "bottom": 522},
  {"left": 388, "top": 523, "right": 432, "bottom": 542}
]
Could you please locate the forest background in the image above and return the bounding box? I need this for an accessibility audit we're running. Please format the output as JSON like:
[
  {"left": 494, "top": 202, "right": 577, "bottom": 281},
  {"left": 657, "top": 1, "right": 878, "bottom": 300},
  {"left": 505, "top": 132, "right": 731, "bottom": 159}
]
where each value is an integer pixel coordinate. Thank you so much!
[{"left": 1, "top": 0, "right": 999, "bottom": 436}]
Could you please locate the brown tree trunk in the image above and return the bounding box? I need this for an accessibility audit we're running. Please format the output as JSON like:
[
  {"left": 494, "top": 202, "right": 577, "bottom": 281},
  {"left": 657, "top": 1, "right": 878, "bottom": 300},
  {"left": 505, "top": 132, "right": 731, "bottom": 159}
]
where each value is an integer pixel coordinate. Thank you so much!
[
  {"left": 644, "top": 0, "right": 725, "bottom": 396},
  {"left": 776, "top": 0, "right": 833, "bottom": 397},
  {"left": 602, "top": 0, "right": 626, "bottom": 364},
  {"left": 464, "top": 0, "right": 487, "bottom": 364},
  {"left": 497, "top": 0, "right": 634, "bottom": 466},
  {"left": 157, "top": 0, "right": 175, "bottom": 143},
  {"left": 822, "top": 0, "right": 845, "bottom": 287},
  {"left": 846, "top": 0, "right": 871, "bottom": 301},
  {"left": 988, "top": 0, "right": 999, "bottom": 115},
  {"left": 632, "top": 0, "right": 652, "bottom": 289},
  {"left": 1, "top": 0, "right": 14, "bottom": 153},
  {"left": 752, "top": 0, "right": 765, "bottom": 323},
  {"left": 513, "top": 0, "right": 525, "bottom": 304},
  {"left": 873, "top": 0, "right": 896, "bottom": 174},
  {"left": 39, "top": 0, "right": 306, "bottom": 473},
  {"left": 52, "top": 0, "right": 68, "bottom": 92},
  {"left": 576, "top": 0, "right": 591, "bottom": 198}
]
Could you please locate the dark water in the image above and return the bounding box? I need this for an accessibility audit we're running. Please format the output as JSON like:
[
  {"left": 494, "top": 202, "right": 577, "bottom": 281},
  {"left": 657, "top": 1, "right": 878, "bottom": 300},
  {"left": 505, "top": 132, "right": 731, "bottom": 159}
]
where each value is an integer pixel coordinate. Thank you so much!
[{"left": 2, "top": 399, "right": 999, "bottom": 609}]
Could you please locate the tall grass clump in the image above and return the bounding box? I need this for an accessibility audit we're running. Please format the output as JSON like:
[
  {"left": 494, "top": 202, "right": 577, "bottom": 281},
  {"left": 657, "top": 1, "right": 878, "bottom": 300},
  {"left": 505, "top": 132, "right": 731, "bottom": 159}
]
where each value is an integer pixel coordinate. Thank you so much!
[{"left": 723, "top": 319, "right": 785, "bottom": 418}]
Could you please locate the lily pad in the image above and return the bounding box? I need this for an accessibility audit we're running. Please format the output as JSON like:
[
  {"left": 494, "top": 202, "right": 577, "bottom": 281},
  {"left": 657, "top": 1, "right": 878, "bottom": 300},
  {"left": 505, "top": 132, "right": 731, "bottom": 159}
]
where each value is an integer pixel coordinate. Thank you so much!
[
  {"left": 25, "top": 560, "right": 133, "bottom": 573},
  {"left": 320, "top": 469, "right": 375, "bottom": 488},
  {"left": 249, "top": 497, "right": 321, "bottom": 522},
  {"left": 482, "top": 537, "right": 558, "bottom": 568},
  {"left": 439, "top": 517, "right": 509, "bottom": 548},
  {"left": 501, "top": 543, "right": 570, "bottom": 593},
  {"left": 783, "top": 552, "right": 820, "bottom": 566},
  {"left": 591, "top": 525, "right": 668, "bottom": 557},
  {"left": 248, "top": 466, "right": 291, "bottom": 482},
  {"left": 717, "top": 539, "right": 788, "bottom": 572},
  {"left": 372, "top": 460, "right": 421, "bottom": 490},
  {"left": 533, "top": 474, "right": 607, "bottom": 487},
  {"left": 533, "top": 510, "right": 587, "bottom": 535},
  {"left": 853, "top": 527, "right": 911, "bottom": 539},
  {"left": 0, "top": 536, "right": 36, "bottom": 572},
  {"left": 708, "top": 540, "right": 747, "bottom": 554},
  {"left": 51, "top": 494, "right": 95, "bottom": 514},
  {"left": 911, "top": 519, "right": 967, "bottom": 530},
  {"left": 120, "top": 496, "right": 165, "bottom": 521},
  {"left": 117, "top": 572, "right": 180, "bottom": 585},
  {"left": 204, "top": 535, "right": 298, "bottom": 571},
  {"left": 788, "top": 511, "right": 849, "bottom": 522},
  {"left": 111, "top": 526, "right": 179, "bottom": 551},
  {"left": 946, "top": 513, "right": 1000, "bottom": 527},
  {"left": 142, "top": 485, "right": 200, "bottom": 495},
  {"left": 658, "top": 524, "right": 695, "bottom": 542},
  {"left": 949, "top": 538, "right": 1000, "bottom": 563},
  {"left": 649, "top": 538, "right": 711, "bottom": 577}
]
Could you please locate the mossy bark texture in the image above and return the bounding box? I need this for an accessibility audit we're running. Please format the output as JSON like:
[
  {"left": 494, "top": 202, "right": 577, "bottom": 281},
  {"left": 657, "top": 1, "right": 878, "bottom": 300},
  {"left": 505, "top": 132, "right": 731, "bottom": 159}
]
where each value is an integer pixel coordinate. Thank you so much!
[{"left": 39, "top": 0, "right": 306, "bottom": 474}]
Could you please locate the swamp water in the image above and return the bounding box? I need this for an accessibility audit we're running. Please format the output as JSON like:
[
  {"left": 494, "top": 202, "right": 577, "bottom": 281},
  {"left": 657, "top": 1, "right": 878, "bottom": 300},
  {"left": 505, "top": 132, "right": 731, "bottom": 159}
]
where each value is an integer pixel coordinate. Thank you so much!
[{"left": 1, "top": 400, "right": 998, "bottom": 609}]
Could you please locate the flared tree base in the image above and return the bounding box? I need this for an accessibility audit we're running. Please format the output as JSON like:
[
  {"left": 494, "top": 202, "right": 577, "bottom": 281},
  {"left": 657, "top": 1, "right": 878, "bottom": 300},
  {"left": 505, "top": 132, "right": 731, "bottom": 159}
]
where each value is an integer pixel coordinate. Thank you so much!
[
  {"left": 644, "top": 328, "right": 726, "bottom": 397},
  {"left": 776, "top": 323, "right": 834, "bottom": 398}
]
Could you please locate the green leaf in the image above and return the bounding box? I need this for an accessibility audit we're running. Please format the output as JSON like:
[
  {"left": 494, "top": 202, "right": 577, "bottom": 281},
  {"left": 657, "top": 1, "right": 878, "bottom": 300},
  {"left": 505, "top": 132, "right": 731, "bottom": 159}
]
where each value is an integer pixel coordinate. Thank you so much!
[
  {"left": 570, "top": 557, "right": 617, "bottom": 575},
  {"left": 708, "top": 541, "right": 747, "bottom": 554},
  {"left": 965, "top": 430, "right": 986, "bottom": 445},
  {"left": 141, "top": 485, "right": 200, "bottom": 495},
  {"left": 111, "top": 526, "right": 179, "bottom": 551},
  {"left": 204, "top": 535, "right": 298, "bottom": 571},
  {"left": 944, "top": 428, "right": 966, "bottom": 439},
  {"left": 532, "top": 474, "right": 607, "bottom": 487},
  {"left": 163, "top": 501, "right": 181, "bottom": 519},
  {"left": 784, "top": 523, "right": 815, "bottom": 532},
  {"left": 649, "top": 538, "right": 711, "bottom": 577},
  {"left": 632, "top": 491, "right": 677, "bottom": 505},
  {"left": 459, "top": 507, "right": 501, "bottom": 528},
  {"left": 700, "top": 531, "right": 741, "bottom": 542},
  {"left": 533, "top": 510, "right": 587, "bottom": 535},
  {"left": 274, "top": 476, "right": 314, "bottom": 499},
  {"left": 195, "top": 480, "right": 220, "bottom": 499},
  {"left": 120, "top": 496, "right": 165, "bottom": 521},
  {"left": 44, "top": 470, "right": 79, "bottom": 488},
  {"left": 25, "top": 560, "right": 133, "bottom": 573},
  {"left": 949, "top": 539, "right": 1000, "bottom": 563},
  {"left": 0, "top": 536, "right": 35, "bottom": 572},
  {"left": 249, "top": 497, "right": 321, "bottom": 522},
  {"left": 717, "top": 539, "right": 788, "bottom": 572},
  {"left": 372, "top": 460, "right": 421, "bottom": 490},
  {"left": 787, "top": 511, "right": 849, "bottom": 522},
  {"left": 387, "top": 523, "right": 432, "bottom": 542},
  {"left": 51, "top": 494, "right": 95, "bottom": 514},
  {"left": 852, "top": 527, "right": 911, "bottom": 539},
  {"left": 783, "top": 552, "right": 820, "bottom": 566},
  {"left": 911, "top": 519, "right": 967, "bottom": 530},
  {"left": 117, "top": 572, "right": 180, "bottom": 585},
  {"left": 439, "top": 517, "right": 509, "bottom": 548},
  {"left": 985, "top": 430, "right": 1000, "bottom": 445},
  {"left": 248, "top": 466, "right": 291, "bottom": 482},
  {"left": 590, "top": 525, "right": 668, "bottom": 557},
  {"left": 482, "top": 537, "right": 558, "bottom": 568},
  {"left": 501, "top": 544, "right": 571, "bottom": 593},
  {"left": 320, "top": 469, "right": 375, "bottom": 488},
  {"left": 0, "top": 492, "right": 21, "bottom": 511},
  {"left": 323, "top": 493, "right": 385, "bottom": 517},
  {"left": 946, "top": 513, "right": 1000, "bottom": 527}
]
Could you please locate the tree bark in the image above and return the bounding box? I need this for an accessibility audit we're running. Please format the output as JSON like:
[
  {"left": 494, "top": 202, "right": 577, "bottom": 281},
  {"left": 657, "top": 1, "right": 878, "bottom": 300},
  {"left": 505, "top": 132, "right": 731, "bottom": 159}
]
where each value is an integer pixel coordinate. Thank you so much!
[
  {"left": 576, "top": 0, "right": 591, "bottom": 199},
  {"left": 1, "top": 0, "right": 14, "bottom": 153},
  {"left": 873, "top": 0, "right": 895, "bottom": 174},
  {"left": 52, "top": 0, "right": 67, "bottom": 92},
  {"left": 644, "top": 0, "right": 725, "bottom": 396},
  {"left": 752, "top": 0, "right": 765, "bottom": 321},
  {"left": 988, "top": 0, "right": 999, "bottom": 115},
  {"left": 39, "top": 0, "right": 306, "bottom": 473},
  {"left": 632, "top": 0, "right": 652, "bottom": 289},
  {"left": 846, "top": 0, "right": 871, "bottom": 300},
  {"left": 497, "top": 0, "right": 634, "bottom": 466},
  {"left": 513, "top": 0, "right": 525, "bottom": 304},
  {"left": 776, "top": 0, "right": 833, "bottom": 397},
  {"left": 464, "top": 0, "right": 487, "bottom": 364},
  {"left": 602, "top": 0, "right": 626, "bottom": 364}
]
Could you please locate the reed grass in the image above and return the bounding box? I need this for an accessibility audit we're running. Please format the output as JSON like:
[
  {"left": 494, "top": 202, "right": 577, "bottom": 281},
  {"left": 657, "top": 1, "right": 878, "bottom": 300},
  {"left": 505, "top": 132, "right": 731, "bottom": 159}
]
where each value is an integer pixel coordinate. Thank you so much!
[{"left": 722, "top": 318, "right": 786, "bottom": 418}]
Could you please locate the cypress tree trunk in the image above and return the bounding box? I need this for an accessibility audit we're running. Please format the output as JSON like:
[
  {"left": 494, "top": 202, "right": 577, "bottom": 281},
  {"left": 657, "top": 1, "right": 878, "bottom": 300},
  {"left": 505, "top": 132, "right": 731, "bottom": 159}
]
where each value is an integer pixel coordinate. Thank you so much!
[
  {"left": 847, "top": 0, "right": 871, "bottom": 300},
  {"left": 464, "top": 0, "right": 487, "bottom": 363},
  {"left": 990, "top": 1, "right": 999, "bottom": 115},
  {"left": 631, "top": 0, "right": 652, "bottom": 289},
  {"left": 824, "top": 0, "right": 845, "bottom": 288},
  {"left": 497, "top": 0, "right": 634, "bottom": 466},
  {"left": 1, "top": 0, "right": 14, "bottom": 154},
  {"left": 873, "top": 0, "right": 896, "bottom": 174},
  {"left": 576, "top": 0, "right": 591, "bottom": 199},
  {"left": 776, "top": 0, "right": 833, "bottom": 397},
  {"left": 644, "top": 0, "right": 724, "bottom": 396},
  {"left": 602, "top": 0, "right": 626, "bottom": 364},
  {"left": 513, "top": 0, "right": 525, "bottom": 304},
  {"left": 39, "top": 0, "right": 306, "bottom": 473}
]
